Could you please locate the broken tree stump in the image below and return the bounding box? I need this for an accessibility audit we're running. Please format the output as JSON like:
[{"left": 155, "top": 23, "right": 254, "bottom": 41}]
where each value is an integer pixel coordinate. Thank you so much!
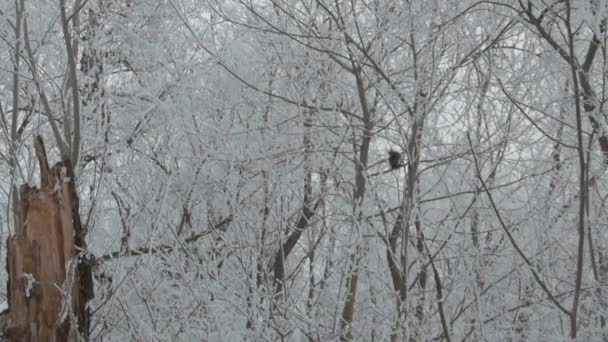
[{"left": 1, "top": 136, "right": 92, "bottom": 342}]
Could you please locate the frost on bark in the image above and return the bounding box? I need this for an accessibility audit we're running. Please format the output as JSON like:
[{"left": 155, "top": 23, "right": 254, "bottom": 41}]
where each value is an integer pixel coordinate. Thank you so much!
[{"left": 1, "top": 136, "right": 89, "bottom": 342}]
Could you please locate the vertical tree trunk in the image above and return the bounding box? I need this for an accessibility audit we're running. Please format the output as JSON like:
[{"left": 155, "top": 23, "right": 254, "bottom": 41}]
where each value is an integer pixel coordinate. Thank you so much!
[{"left": 1, "top": 137, "right": 90, "bottom": 342}]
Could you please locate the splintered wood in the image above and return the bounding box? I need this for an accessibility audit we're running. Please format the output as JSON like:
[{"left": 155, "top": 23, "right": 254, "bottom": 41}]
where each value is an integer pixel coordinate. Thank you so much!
[{"left": 3, "top": 137, "right": 80, "bottom": 342}]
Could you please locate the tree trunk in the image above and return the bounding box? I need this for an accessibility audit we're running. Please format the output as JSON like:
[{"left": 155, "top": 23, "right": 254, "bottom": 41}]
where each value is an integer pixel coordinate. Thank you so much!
[{"left": 1, "top": 136, "right": 89, "bottom": 342}]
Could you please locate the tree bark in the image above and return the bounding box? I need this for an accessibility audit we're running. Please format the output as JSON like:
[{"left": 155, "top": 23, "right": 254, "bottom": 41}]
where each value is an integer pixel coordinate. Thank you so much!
[{"left": 1, "top": 136, "right": 90, "bottom": 342}]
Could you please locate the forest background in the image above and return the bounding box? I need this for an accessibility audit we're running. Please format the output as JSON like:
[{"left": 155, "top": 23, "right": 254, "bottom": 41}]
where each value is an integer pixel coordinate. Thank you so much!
[{"left": 1, "top": 0, "right": 608, "bottom": 341}]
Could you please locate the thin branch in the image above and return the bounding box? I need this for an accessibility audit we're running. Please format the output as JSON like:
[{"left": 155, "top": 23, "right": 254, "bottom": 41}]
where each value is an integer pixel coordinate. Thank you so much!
[
  {"left": 100, "top": 216, "right": 233, "bottom": 261},
  {"left": 467, "top": 132, "right": 571, "bottom": 317}
]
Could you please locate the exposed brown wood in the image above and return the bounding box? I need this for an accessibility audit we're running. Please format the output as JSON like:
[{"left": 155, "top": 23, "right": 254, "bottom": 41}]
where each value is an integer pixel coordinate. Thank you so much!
[{"left": 1, "top": 136, "right": 89, "bottom": 342}]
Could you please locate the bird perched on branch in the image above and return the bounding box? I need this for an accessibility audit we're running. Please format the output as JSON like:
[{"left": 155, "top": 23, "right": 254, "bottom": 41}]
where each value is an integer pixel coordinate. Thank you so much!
[{"left": 388, "top": 150, "right": 403, "bottom": 170}]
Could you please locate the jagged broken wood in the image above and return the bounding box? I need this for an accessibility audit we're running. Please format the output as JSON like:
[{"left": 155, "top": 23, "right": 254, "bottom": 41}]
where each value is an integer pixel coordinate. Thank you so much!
[{"left": 1, "top": 136, "right": 92, "bottom": 342}]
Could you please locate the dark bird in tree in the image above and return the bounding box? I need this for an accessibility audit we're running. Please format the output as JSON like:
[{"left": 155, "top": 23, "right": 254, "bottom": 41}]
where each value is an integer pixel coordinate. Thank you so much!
[{"left": 388, "top": 150, "right": 403, "bottom": 170}]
